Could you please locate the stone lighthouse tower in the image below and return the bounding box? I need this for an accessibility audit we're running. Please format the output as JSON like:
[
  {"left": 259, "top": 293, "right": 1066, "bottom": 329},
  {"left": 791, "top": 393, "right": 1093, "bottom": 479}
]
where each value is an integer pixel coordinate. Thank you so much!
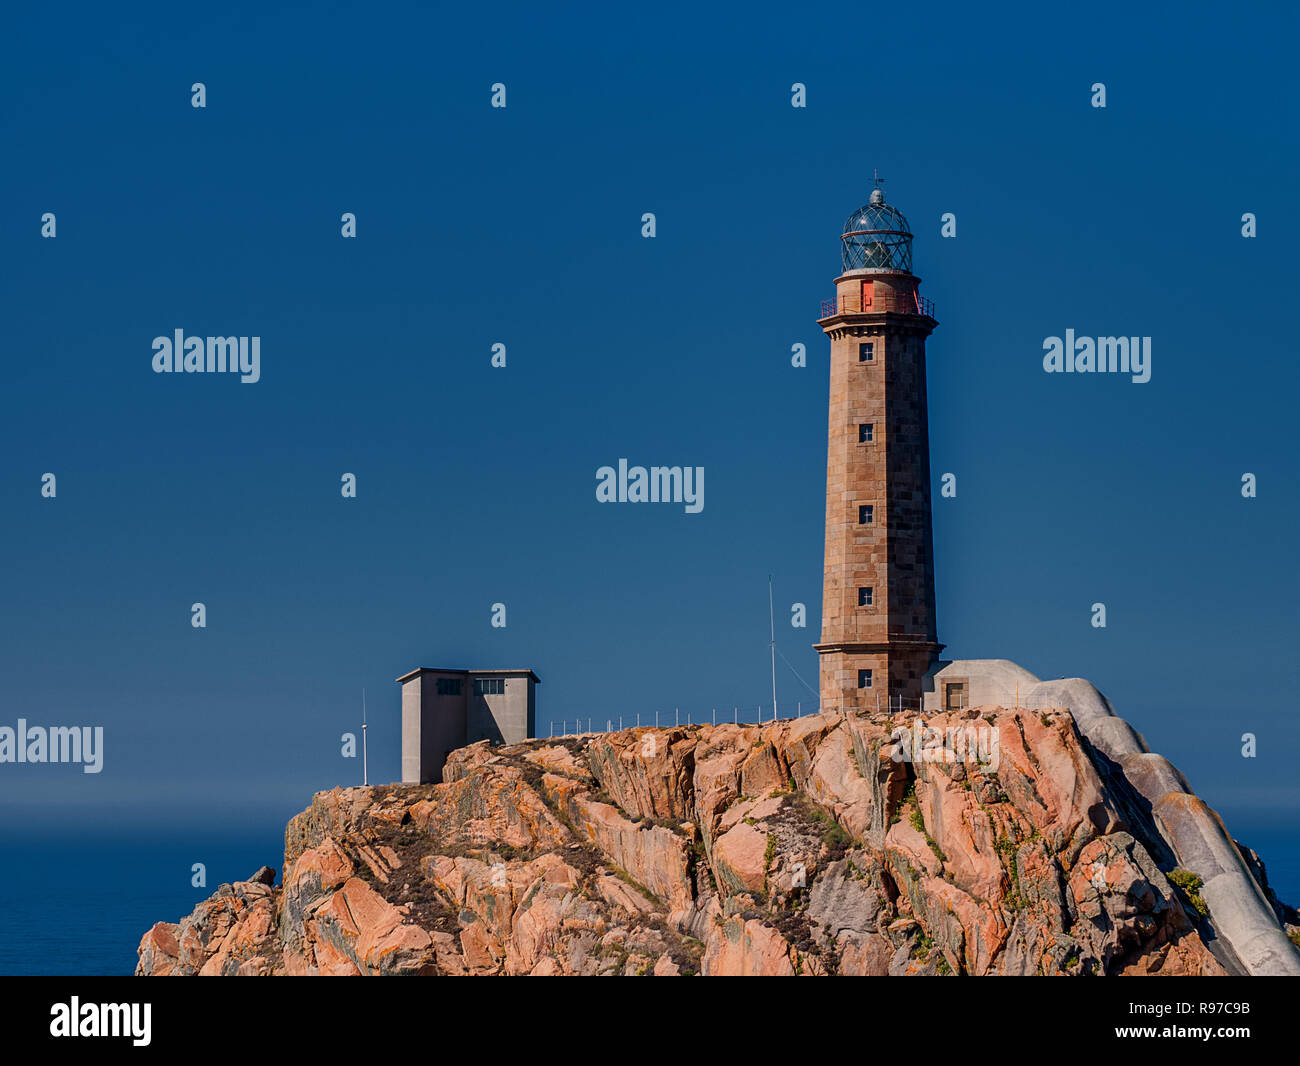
[{"left": 815, "top": 179, "right": 942, "bottom": 713}]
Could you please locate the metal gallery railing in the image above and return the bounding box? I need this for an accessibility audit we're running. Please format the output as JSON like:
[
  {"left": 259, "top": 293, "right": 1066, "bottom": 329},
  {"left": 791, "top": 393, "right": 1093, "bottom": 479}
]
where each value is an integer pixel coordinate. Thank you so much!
[{"left": 820, "top": 292, "right": 935, "bottom": 318}]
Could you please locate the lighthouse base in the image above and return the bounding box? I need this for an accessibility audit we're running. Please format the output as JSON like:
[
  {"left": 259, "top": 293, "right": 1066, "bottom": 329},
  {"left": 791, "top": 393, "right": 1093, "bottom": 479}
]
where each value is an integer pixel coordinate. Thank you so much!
[{"left": 815, "top": 639, "right": 943, "bottom": 715}]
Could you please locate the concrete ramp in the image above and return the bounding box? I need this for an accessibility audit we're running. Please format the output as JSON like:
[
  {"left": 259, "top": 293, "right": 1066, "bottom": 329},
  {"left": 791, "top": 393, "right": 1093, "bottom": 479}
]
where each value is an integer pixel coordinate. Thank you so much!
[
  {"left": 928, "top": 657, "right": 1300, "bottom": 976},
  {"left": 1025, "top": 676, "right": 1118, "bottom": 725},
  {"left": 1153, "top": 793, "right": 1300, "bottom": 976},
  {"left": 1118, "top": 753, "right": 1192, "bottom": 800}
]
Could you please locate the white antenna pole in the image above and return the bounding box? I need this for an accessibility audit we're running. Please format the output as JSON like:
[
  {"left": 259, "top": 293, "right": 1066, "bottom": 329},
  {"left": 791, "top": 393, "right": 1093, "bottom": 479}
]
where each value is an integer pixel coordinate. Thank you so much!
[
  {"left": 361, "top": 689, "right": 369, "bottom": 787},
  {"left": 768, "top": 574, "right": 779, "bottom": 723}
]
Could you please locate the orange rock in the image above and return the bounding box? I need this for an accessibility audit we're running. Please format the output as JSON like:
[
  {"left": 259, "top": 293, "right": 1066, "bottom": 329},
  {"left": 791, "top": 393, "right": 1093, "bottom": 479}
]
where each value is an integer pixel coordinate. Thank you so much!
[
  {"left": 136, "top": 709, "right": 1277, "bottom": 978},
  {"left": 523, "top": 744, "right": 594, "bottom": 782},
  {"left": 701, "top": 917, "right": 797, "bottom": 976},
  {"left": 713, "top": 823, "right": 770, "bottom": 895},
  {"left": 135, "top": 923, "right": 180, "bottom": 977},
  {"left": 544, "top": 780, "right": 693, "bottom": 911},
  {"left": 837, "top": 933, "right": 893, "bottom": 976},
  {"left": 289, "top": 837, "right": 355, "bottom": 892},
  {"left": 885, "top": 818, "right": 942, "bottom": 878},
  {"left": 586, "top": 729, "right": 696, "bottom": 821},
  {"left": 804, "top": 722, "right": 882, "bottom": 844},
  {"left": 692, "top": 750, "right": 745, "bottom": 846},
  {"left": 596, "top": 874, "right": 656, "bottom": 915},
  {"left": 917, "top": 768, "right": 1004, "bottom": 902},
  {"left": 718, "top": 794, "right": 782, "bottom": 834},
  {"left": 770, "top": 715, "right": 835, "bottom": 789},
  {"left": 739, "top": 742, "right": 785, "bottom": 797}
]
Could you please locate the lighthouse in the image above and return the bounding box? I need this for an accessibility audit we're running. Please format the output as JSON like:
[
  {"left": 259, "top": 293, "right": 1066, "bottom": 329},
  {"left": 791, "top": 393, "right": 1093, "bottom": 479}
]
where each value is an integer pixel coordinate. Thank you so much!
[{"left": 815, "top": 178, "right": 942, "bottom": 713}]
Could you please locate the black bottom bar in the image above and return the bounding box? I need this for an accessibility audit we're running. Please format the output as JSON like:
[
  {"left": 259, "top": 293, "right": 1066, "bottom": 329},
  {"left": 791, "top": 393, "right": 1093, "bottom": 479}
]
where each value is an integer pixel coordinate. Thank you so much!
[{"left": 0, "top": 975, "right": 1291, "bottom": 1052}]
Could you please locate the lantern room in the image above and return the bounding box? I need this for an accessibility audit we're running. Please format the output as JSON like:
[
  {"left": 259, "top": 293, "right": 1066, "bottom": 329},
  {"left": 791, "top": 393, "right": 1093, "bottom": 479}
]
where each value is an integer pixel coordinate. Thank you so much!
[{"left": 840, "top": 182, "right": 914, "bottom": 274}]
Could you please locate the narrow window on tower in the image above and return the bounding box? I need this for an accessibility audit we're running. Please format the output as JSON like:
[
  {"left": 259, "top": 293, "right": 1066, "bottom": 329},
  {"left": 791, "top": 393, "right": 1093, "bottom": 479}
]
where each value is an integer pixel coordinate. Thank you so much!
[
  {"left": 858, "top": 669, "right": 872, "bottom": 689},
  {"left": 859, "top": 423, "right": 874, "bottom": 443},
  {"left": 858, "top": 342, "right": 874, "bottom": 363},
  {"left": 858, "top": 505, "right": 874, "bottom": 524},
  {"left": 858, "top": 586, "right": 873, "bottom": 607}
]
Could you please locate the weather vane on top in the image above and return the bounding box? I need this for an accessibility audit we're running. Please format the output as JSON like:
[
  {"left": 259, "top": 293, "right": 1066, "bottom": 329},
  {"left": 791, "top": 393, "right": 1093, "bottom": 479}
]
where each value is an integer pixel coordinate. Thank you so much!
[{"left": 869, "top": 169, "right": 886, "bottom": 205}]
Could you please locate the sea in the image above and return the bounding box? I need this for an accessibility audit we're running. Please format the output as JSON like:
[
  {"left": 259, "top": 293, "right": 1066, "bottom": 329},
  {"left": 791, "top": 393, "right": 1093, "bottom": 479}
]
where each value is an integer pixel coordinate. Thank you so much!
[{"left": 0, "top": 826, "right": 285, "bottom": 977}]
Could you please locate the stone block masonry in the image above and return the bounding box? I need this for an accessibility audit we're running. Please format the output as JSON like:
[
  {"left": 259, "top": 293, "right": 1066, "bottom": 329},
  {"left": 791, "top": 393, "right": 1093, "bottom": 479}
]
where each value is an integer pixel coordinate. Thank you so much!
[{"left": 815, "top": 187, "right": 944, "bottom": 712}]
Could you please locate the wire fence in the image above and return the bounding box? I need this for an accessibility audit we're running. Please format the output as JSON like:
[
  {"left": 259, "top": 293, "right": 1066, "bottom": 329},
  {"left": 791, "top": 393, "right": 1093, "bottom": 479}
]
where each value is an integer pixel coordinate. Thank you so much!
[
  {"left": 545, "top": 692, "right": 930, "bottom": 738},
  {"left": 547, "top": 704, "right": 798, "bottom": 737}
]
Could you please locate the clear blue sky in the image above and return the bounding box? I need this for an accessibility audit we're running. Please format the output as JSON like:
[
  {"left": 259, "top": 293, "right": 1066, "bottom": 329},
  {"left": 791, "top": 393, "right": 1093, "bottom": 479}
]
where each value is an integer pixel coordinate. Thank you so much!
[{"left": 2, "top": 2, "right": 1297, "bottom": 871}]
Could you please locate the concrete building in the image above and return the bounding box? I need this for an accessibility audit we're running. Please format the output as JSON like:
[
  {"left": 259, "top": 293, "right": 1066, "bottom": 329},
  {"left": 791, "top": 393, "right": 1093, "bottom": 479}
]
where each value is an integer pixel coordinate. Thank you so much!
[
  {"left": 816, "top": 179, "right": 942, "bottom": 712},
  {"left": 398, "top": 667, "right": 538, "bottom": 783}
]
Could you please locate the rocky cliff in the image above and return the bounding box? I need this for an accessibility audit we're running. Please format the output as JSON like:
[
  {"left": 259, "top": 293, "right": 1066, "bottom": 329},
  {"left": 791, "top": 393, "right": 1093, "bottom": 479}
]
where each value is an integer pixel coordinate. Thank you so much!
[{"left": 136, "top": 706, "right": 1300, "bottom": 976}]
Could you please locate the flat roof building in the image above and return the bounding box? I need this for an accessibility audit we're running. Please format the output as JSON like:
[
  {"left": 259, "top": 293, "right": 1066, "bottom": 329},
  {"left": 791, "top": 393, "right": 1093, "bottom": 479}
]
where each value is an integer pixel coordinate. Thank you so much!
[{"left": 397, "top": 667, "right": 539, "bottom": 784}]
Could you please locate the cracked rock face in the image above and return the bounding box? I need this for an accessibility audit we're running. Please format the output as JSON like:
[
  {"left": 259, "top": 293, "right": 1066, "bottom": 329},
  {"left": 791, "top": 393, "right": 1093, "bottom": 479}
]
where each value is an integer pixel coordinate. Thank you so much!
[{"left": 137, "top": 707, "right": 1288, "bottom": 976}]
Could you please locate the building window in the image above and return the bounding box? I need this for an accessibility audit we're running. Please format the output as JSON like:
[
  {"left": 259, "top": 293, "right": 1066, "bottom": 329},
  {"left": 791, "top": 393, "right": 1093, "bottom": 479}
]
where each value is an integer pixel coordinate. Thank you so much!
[
  {"left": 858, "top": 342, "right": 874, "bottom": 363},
  {"left": 858, "top": 504, "right": 874, "bottom": 525},
  {"left": 436, "top": 678, "right": 462, "bottom": 696},
  {"left": 859, "top": 423, "right": 874, "bottom": 443},
  {"left": 945, "top": 682, "right": 967, "bottom": 711},
  {"left": 858, "top": 586, "right": 873, "bottom": 607},
  {"left": 475, "top": 678, "right": 505, "bottom": 695},
  {"left": 858, "top": 669, "right": 873, "bottom": 689}
]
